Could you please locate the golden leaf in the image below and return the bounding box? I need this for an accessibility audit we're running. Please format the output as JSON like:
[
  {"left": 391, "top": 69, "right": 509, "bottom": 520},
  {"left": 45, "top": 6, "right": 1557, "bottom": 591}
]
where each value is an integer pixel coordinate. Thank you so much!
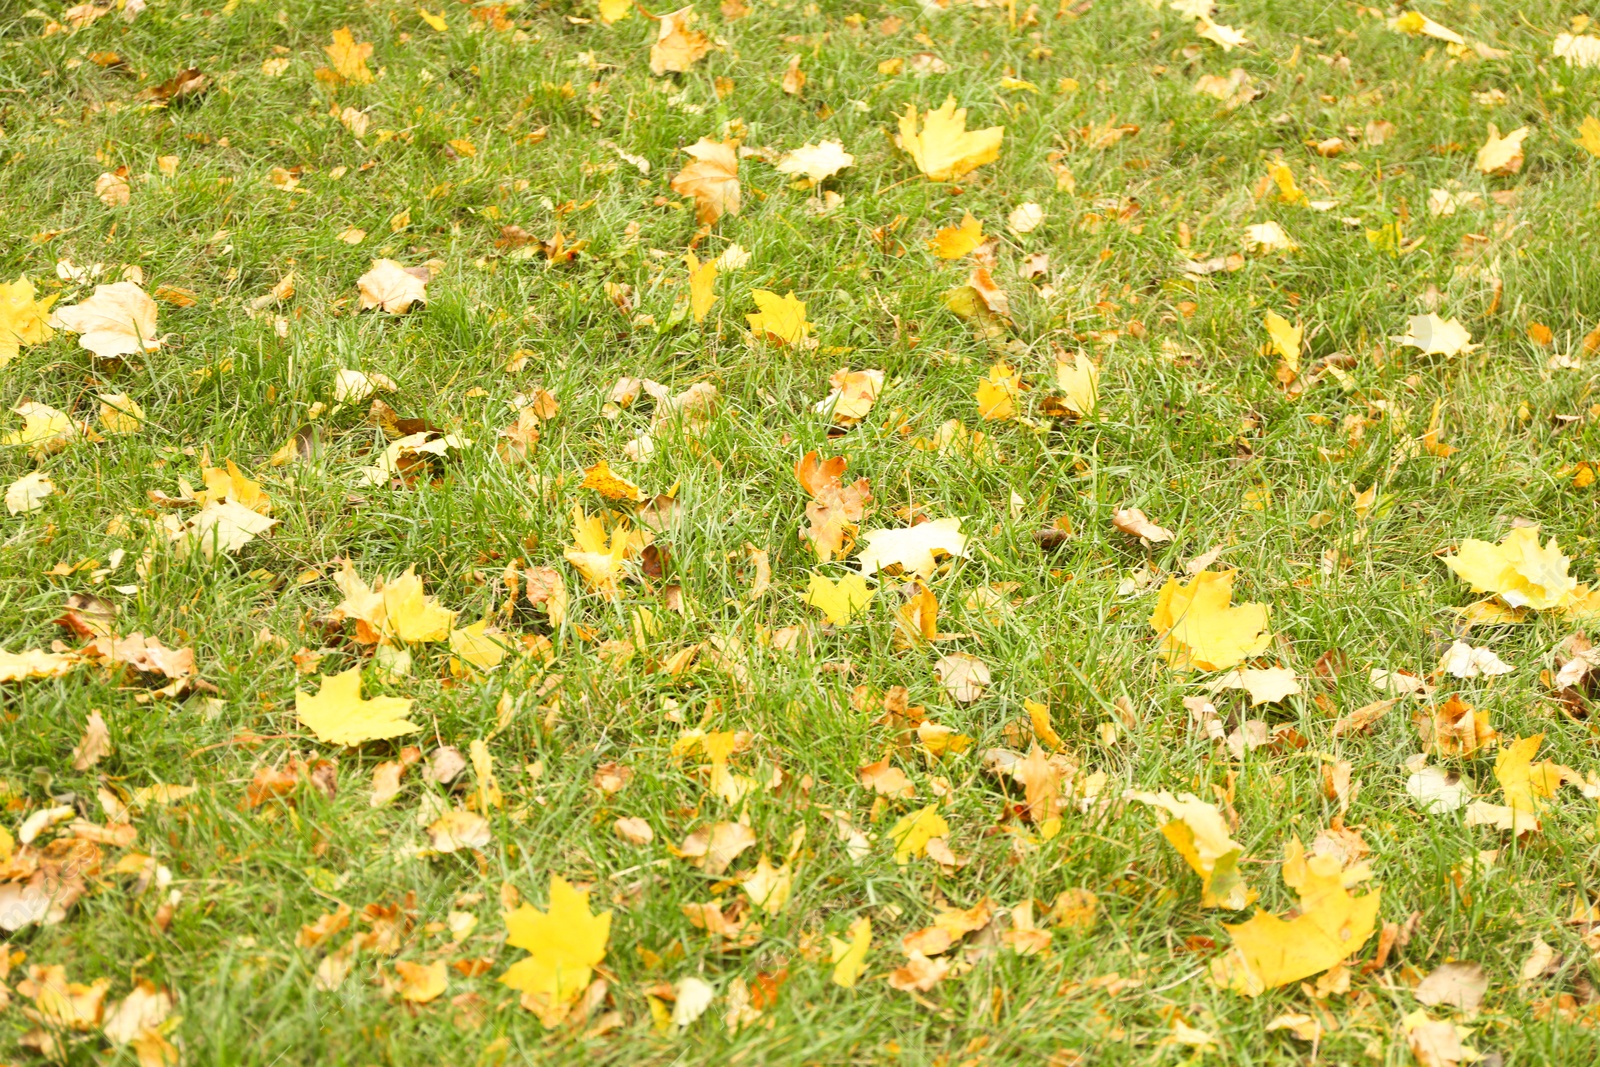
[
  {"left": 746, "top": 289, "right": 811, "bottom": 345},
  {"left": 896, "top": 96, "right": 1004, "bottom": 181},
  {"left": 828, "top": 916, "right": 872, "bottom": 987},
  {"left": 670, "top": 138, "right": 740, "bottom": 224},
  {"left": 0, "top": 275, "right": 56, "bottom": 365},
  {"left": 49, "top": 281, "right": 160, "bottom": 358},
  {"left": 357, "top": 259, "right": 428, "bottom": 314},
  {"left": 296, "top": 667, "right": 419, "bottom": 746},
  {"left": 889, "top": 805, "right": 949, "bottom": 864},
  {"left": 685, "top": 251, "right": 717, "bottom": 323},
  {"left": 323, "top": 27, "right": 374, "bottom": 85},
  {"left": 1442, "top": 525, "right": 1576, "bottom": 610},
  {"left": 1149, "top": 570, "right": 1272, "bottom": 671},
  {"left": 930, "top": 213, "right": 983, "bottom": 259},
  {"left": 1130, "top": 790, "right": 1255, "bottom": 910},
  {"left": 803, "top": 572, "right": 875, "bottom": 624},
  {"left": 581, "top": 459, "right": 643, "bottom": 502},
  {"left": 649, "top": 6, "right": 713, "bottom": 76},
  {"left": 500, "top": 875, "right": 612, "bottom": 1027}
]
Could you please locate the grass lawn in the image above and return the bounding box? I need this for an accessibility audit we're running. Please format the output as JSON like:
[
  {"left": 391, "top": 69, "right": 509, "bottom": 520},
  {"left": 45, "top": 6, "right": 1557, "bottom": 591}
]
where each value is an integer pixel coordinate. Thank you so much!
[{"left": 3, "top": 0, "right": 1600, "bottom": 1062}]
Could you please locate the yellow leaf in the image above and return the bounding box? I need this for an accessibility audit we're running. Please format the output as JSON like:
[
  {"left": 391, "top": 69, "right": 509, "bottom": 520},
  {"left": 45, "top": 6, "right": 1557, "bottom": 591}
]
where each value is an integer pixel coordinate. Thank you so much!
[
  {"left": 4, "top": 402, "right": 76, "bottom": 460},
  {"left": 1495, "top": 733, "right": 1558, "bottom": 817},
  {"left": 746, "top": 290, "right": 811, "bottom": 345},
  {"left": 685, "top": 251, "right": 717, "bottom": 323},
  {"left": 896, "top": 96, "right": 1004, "bottom": 182},
  {"left": 1211, "top": 837, "right": 1380, "bottom": 996},
  {"left": 323, "top": 27, "right": 374, "bottom": 85},
  {"left": 500, "top": 875, "right": 612, "bottom": 1027},
  {"left": 598, "top": 0, "right": 632, "bottom": 24},
  {"left": 0, "top": 275, "right": 56, "bottom": 366},
  {"left": 855, "top": 517, "right": 970, "bottom": 578},
  {"left": 813, "top": 368, "right": 881, "bottom": 424},
  {"left": 395, "top": 960, "right": 448, "bottom": 1003},
  {"left": 650, "top": 6, "right": 713, "bottom": 76},
  {"left": 774, "top": 139, "right": 855, "bottom": 182},
  {"left": 416, "top": 6, "right": 448, "bottom": 31},
  {"left": 1393, "top": 312, "right": 1476, "bottom": 356},
  {"left": 890, "top": 804, "right": 949, "bottom": 864},
  {"left": 1149, "top": 570, "right": 1272, "bottom": 671},
  {"left": 975, "top": 361, "right": 1020, "bottom": 420},
  {"left": 1130, "top": 790, "right": 1255, "bottom": 909},
  {"left": 382, "top": 567, "right": 458, "bottom": 642},
  {"left": 97, "top": 393, "right": 144, "bottom": 435},
  {"left": 563, "top": 507, "right": 642, "bottom": 599},
  {"left": 1025, "top": 698, "right": 1064, "bottom": 751},
  {"left": 5, "top": 472, "right": 52, "bottom": 515},
  {"left": 1443, "top": 526, "right": 1576, "bottom": 611},
  {"left": 670, "top": 138, "right": 740, "bottom": 224},
  {"left": 1265, "top": 161, "right": 1307, "bottom": 205},
  {"left": 1263, "top": 311, "right": 1302, "bottom": 373},
  {"left": 741, "top": 855, "right": 793, "bottom": 915},
  {"left": 581, "top": 459, "right": 643, "bottom": 502},
  {"left": 296, "top": 667, "right": 419, "bottom": 745},
  {"left": 48, "top": 281, "right": 160, "bottom": 359},
  {"left": 0, "top": 648, "right": 78, "bottom": 682},
  {"left": 1053, "top": 351, "right": 1099, "bottom": 416},
  {"left": 357, "top": 259, "right": 428, "bottom": 314},
  {"left": 447, "top": 138, "right": 476, "bottom": 159},
  {"left": 803, "top": 572, "right": 875, "bottom": 624},
  {"left": 1388, "top": 10, "right": 1465, "bottom": 44},
  {"left": 930, "top": 213, "right": 983, "bottom": 259},
  {"left": 1574, "top": 116, "right": 1600, "bottom": 157},
  {"left": 828, "top": 916, "right": 872, "bottom": 988},
  {"left": 449, "top": 618, "right": 507, "bottom": 669},
  {"left": 1476, "top": 123, "right": 1529, "bottom": 176}
]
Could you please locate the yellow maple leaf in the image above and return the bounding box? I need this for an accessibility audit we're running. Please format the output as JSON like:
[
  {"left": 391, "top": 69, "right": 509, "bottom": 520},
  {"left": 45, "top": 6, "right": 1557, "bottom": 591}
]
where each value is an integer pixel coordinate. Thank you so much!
[
  {"left": 856, "top": 517, "right": 970, "bottom": 578},
  {"left": 0, "top": 275, "right": 56, "bottom": 366},
  {"left": 382, "top": 567, "right": 458, "bottom": 643},
  {"left": 598, "top": 0, "right": 632, "bottom": 23},
  {"left": 813, "top": 368, "right": 882, "bottom": 424},
  {"left": 1495, "top": 733, "right": 1562, "bottom": 818},
  {"left": 563, "top": 507, "right": 642, "bottom": 599},
  {"left": 581, "top": 459, "right": 643, "bottom": 502},
  {"left": 930, "top": 213, "right": 983, "bottom": 259},
  {"left": 323, "top": 27, "right": 374, "bottom": 85},
  {"left": 829, "top": 916, "right": 872, "bottom": 988},
  {"left": 416, "top": 6, "right": 448, "bottom": 32},
  {"left": 685, "top": 251, "right": 717, "bottom": 323},
  {"left": 449, "top": 618, "right": 507, "bottom": 669},
  {"left": 198, "top": 459, "right": 271, "bottom": 514},
  {"left": 1130, "top": 791, "right": 1255, "bottom": 910},
  {"left": 500, "top": 875, "right": 612, "bottom": 1027},
  {"left": 1443, "top": 525, "right": 1576, "bottom": 611},
  {"left": 1053, "top": 351, "right": 1099, "bottom": 416},
  {"left": 803, "top": 572, "right": 875, "bottom": 624},
  {"left": 746, "top": 290, "right": 811, "bottom": 345},
  {"left": 670, "top": 138, "right": 740, "bottom": 224},
  {"left": 4, "top": 402, "right": 75, "bottom": 460},
  {"left": 1574, "top": 116, "right": 1600, "bottom": 157},
  {"left": 296, "top": 667, "right": 419, "bottom": 745},
  {"left": 897, "top": 96, "right": 1004, "bottom": 182},
  {"left": 1150, "top": 570, "right": 1271, "bottom": 671},
  {"left": 1263, "top": 311, "right": 1302, "bottom": 373},
  {"left": 649, "top": 6, "right": 712, "bottom": 75},
  {"left": 97, "top": 393, "right": 144, "bottom": 435},
  {"left": 975, "top": 361, "right": 1020, "bottom": 420},
  {"left": 1476, "top": 123, "right": 1530, "bottom": 176},
  {"left": 1264, "top": 161, "right": 1307, "bottom": 206},
  {"left": 48, "top": 281, "right": 160, "bottom": 358},
  {"left": 1210, "top": 837, "right": 1380, "bottom": 996},
  {"left": 890, "top": 804, "right": 949, "bottom": 864}
]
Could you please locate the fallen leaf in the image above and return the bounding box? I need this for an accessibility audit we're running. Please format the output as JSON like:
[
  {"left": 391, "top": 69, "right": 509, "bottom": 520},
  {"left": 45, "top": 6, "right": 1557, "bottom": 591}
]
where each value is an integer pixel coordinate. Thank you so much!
[
  {"left": 776, "top": 140, "right": 854, "bottom": 182},
  {"left": 1207, "top": 667, "right": 1301, "bottom": 706},
  {"left": 0, "top": 275, "right": 57, "bottom": 365},
  {"left": 747, "top": 290, "right": 810, "bottom": 345},
  {"left": 890, "top": 805, "right": 949, "bottom": 864},
  {"left": 296, "top": 667, "right": 419, "bottom": 745},
  {"left": 671, "top": 138, "right": 740, "bottom": 224},
  {"left": 1150, "top": 570, "right": 1272, "bottom": 671},
  {"left": 685, "top": 251, "right": 717, "bottom": 323},
  {"left": 500, "top": 875, "right": 612, "bottom": 1027},
  {"left": 1443, "top": 526, "right": 1575, "bottom": 611},
  {"left": 6, "top": 471, "right": 53, "bottom": 515},
  {"left": 803, "top": 572, "right": 875, "bottom": 624},
  {"left": 357, "top": 259, "right": 428, "bottom": 314},
  {"left": 71, "top": 711, "right": 112, "bottom": 771},
  {"left": 1476, "top": 124, "right": 1529, "bottom": 176},
  {"left": 1438, "top": 641, "right": 1513, "bottom": 679},
  {"left": 896, "top": 96, "right": 1004, "bottom": 182},
  {"left": 1415, "top": 961, "right": 1488, "bottom": 1013},
  {"left": 1393, "top": 313, "right": 1477, "bottom": 357},
  {"left": 856, "top": 517, "right": 970, "bottom": 578},
  {"left": 49, "top": 282, "right": 160, "bottom": 358},
  {"left": 930, "top": 213, "right": 983, "bottom": 260},
  {"left": 1210, "top": 836, "right": 1380, "bottom": 996},
  {"left": 650, "top": 6, "right": 713, "bottom": 75},
  {"left": 395, "top": 960, "right": 448, "bottom": 1003},
  {"left": 1112, "top": 507, "right": 1172, "bottom": 543},
  {"left": 829, "top": 916, "right": 872, "bottom": 987},
  {"left": 1130, "top": 790, "right": 1254, "bottom": 909},
  {"left": 321, "top": 27, "right": 374, "bottom": 85},
  {"left": 933, "top": 652, "right": 990, "bottom": 703}
]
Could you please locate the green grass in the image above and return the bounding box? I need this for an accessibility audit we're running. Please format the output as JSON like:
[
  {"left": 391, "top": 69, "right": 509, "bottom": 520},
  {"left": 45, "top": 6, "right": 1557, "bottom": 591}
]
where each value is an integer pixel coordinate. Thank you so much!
[{"left": 3, "top": 0, "right": 1600, "bottom": 1062}]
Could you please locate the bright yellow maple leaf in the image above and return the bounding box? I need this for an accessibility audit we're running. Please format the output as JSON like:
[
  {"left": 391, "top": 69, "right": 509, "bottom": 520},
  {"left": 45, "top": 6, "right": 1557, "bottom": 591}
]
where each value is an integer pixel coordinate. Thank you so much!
[
  {"left": 889, "top": 804, "right": 948, "bottom": 864},
  {"left": 746, "top": 290, "right": 811, "bottom": 345},
  {"left": 1575, "top": 116, "right": 1600, "bottom": 157},
  {"left": 975, "top": 361, "right": 1020, "bottom": 420},
  {"left": 1051, "top": 350, "right": 1098, "bottom": 417},
  {"left": 296, "top": 667, "right": 419, "bottom": 745},
  {"left": 1263, "top": 311, "right": 1302, "bottom": 373},
  {"left": 897, "top": 96, "right": 1004, "bottom": 182},
  {"left": 1495, "top": 733, "right": 1562, "bottom": 818},
  {"left": 685, "top": 251, "right": 717, "bottom": 323},
  {"left": 382, "top": 567, "right": 458, "bottom": 643},
  {"left": 563, "top": 507, "right": 642, "bottom": 599},
  {"left": 581, "top": 459, "right": 643, "bottom": 502},
  {"left": 323, "top": 27, "right": 374, "bottom": 85},
  {"left": 1130, "top": 791, "right": 1255, "bottom": 909},
  {"left": 1443, "top": 525, "right": 1576, "bottom": 610},
  {"left": 829, "top": 916, "right": 872, "bottom": 988},
  {"left": 1210, "top": 837, "right": 1380, "bottom": 996},
  {"left": 1149, "top": 570, "right": 1272, "bottom": 671},
  {"left": 0, "top": 275, "right": 56, "bottom": 366},
  {"left": 803, "top": 572, "right": 875, "bottom": 624},
  {"left": 500, "top": 875, "right": 612, "bottom": 1027},
  {"left": 449, "top": 618, "right": 507, "bottom": 669},
  {"left": 930, "top": 213, "right": 983, "bottom": 259},
  {"left": 597, "top": 0, "right": 632, "bottom": 23}
]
